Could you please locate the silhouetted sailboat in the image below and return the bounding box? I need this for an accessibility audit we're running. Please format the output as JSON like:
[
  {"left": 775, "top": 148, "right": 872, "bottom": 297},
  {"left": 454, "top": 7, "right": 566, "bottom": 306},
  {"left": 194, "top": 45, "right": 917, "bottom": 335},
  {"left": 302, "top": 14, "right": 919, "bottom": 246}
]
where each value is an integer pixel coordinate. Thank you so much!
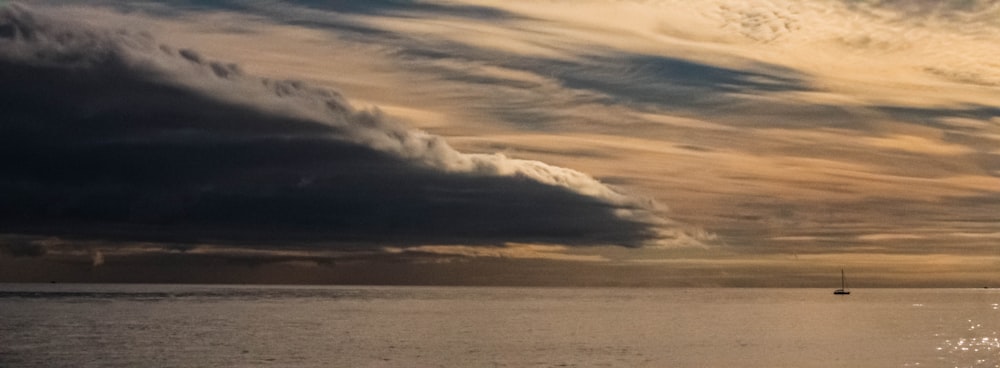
[{"left": 834, "top": 269, "right": 850, "bottom": 295}]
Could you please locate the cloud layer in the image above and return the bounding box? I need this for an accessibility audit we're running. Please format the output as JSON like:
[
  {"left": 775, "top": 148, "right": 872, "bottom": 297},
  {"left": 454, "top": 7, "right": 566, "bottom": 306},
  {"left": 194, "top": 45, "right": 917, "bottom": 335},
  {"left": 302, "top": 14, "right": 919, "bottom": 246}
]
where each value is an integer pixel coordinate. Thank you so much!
[
  {"left": 0, "top": 4, "right": 671, "bottom": 249},
  {"left": 2, "top": 0, "right": 998, "bottom": 286}
]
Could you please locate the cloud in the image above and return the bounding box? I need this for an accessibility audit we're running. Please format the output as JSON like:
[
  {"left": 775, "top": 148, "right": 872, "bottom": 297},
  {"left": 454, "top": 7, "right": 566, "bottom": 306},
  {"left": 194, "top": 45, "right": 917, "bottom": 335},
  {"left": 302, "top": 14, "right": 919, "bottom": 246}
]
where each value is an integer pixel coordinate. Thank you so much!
[
  {"left": 386, "top": 243, "right": 611, "bottom": 262},
  {"left": 0, "top": 4, "right": 686, "bottom": 249},
  {"left": 0, "top": 239, "right": 48, "bottom": 258}
]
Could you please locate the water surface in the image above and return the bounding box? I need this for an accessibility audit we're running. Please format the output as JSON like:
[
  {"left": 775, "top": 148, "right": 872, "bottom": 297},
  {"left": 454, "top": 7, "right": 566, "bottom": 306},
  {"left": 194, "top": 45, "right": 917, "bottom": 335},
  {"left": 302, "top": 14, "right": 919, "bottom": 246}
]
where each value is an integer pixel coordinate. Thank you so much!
[{"left": 1, "top": 284, "right": 997, "bottom": 367}]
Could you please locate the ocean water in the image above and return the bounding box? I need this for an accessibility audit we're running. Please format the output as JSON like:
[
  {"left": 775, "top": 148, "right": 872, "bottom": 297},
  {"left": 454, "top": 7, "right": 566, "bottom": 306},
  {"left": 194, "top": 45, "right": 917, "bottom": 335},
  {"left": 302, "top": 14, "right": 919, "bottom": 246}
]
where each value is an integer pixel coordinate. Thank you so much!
[{"left": 1, "top": 284, "right": 998, "bottom": 368}]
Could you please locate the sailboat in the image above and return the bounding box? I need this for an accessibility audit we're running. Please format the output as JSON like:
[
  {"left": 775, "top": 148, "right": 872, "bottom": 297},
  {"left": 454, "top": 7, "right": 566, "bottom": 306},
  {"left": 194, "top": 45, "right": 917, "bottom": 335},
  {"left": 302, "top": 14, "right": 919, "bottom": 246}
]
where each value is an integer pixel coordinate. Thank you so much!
[{"left": 834, "top": 269, "right": 850, "bottom": 295}]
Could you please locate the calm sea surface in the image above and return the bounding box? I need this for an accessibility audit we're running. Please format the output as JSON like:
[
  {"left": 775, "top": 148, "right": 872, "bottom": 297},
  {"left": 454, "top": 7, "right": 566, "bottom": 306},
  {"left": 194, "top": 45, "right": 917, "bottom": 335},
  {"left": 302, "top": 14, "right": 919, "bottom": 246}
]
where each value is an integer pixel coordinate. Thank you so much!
[{"left": 1, "top": 284, "right": 998, "bottom": 367}]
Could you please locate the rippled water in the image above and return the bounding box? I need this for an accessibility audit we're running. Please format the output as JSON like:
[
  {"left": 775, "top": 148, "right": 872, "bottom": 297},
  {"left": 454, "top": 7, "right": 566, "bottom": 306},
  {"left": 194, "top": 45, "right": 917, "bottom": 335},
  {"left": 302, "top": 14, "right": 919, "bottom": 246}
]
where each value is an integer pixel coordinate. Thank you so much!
[{"left": 1, "top": 284, "right": 997, "bottom": 367}]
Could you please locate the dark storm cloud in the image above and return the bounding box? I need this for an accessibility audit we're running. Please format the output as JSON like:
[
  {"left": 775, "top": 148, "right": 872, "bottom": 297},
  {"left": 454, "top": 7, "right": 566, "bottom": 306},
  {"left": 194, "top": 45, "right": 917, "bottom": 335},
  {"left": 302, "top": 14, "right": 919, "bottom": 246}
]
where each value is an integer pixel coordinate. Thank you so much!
[{"left": 0, "top": 4, "right": 663, "bottom": 248}]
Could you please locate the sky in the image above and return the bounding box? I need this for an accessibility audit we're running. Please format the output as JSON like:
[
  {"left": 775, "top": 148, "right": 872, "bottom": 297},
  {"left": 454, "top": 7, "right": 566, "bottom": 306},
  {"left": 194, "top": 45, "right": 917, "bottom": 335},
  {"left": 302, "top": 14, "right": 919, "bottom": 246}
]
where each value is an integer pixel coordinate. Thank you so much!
[{"left": 0, "top": 0, "right": 998, "bottom": 287}]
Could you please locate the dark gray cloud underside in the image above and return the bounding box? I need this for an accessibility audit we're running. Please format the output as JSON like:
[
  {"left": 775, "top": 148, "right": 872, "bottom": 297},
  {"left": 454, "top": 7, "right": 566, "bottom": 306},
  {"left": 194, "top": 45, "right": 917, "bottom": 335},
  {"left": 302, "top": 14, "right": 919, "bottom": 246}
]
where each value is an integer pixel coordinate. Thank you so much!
[
  {"left": 547, "top": 54, "right": 808, "bottom": 107},
  {"left": 0, "top": 5, "right": 656, "bottom": 248}
]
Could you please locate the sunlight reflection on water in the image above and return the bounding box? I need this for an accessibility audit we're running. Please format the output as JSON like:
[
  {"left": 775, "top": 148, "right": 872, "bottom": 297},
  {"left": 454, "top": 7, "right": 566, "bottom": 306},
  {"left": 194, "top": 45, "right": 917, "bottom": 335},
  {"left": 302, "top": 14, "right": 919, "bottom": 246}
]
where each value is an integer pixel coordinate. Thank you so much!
[{"left": 931, "top": 319, "right": 1000, "bottom": 368}]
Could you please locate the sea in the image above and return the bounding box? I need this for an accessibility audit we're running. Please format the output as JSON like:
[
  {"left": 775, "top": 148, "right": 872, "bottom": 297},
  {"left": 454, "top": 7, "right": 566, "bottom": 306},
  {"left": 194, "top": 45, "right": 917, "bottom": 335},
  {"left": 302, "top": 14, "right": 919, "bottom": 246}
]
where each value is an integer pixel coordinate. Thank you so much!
[{"left": 1, "top": 284, "right": 997, "bottom": 368}]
